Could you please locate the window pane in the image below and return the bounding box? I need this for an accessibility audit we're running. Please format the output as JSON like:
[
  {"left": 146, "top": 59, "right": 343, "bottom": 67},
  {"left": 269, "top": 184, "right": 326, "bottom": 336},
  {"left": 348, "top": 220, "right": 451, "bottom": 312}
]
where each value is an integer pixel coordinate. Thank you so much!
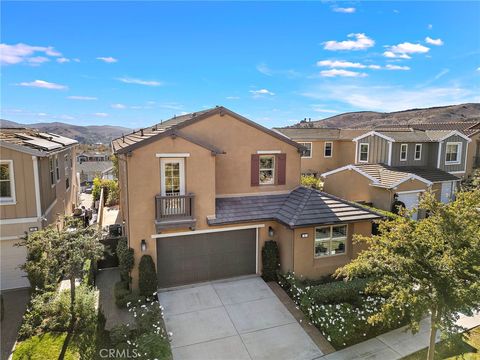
[
  {"left": 260, "top": 170, "right": 274, "bottom": 184},
  {"left": 260, "top": 156, "right": 274, "bottom": 169},
  {"left": 316, "top": 227, "right": 330, "bottom": 239},
  {"left": 332, "top": 225, "right": 347, "bottom": 238},
  {"left": 315, "top": 240, "right": 330, "bottom": 257},
  {"left": 0, "top": 164, "right": 9, "bottom": 180},
  {"left": 331, "top": 239, "right": 346, "bottom": 255},
  {"left": 0, "top": 182, "right": 11, "bottom": 197},
  {"left": 325, "top": 143, "right": 332, "bottom": 156}
]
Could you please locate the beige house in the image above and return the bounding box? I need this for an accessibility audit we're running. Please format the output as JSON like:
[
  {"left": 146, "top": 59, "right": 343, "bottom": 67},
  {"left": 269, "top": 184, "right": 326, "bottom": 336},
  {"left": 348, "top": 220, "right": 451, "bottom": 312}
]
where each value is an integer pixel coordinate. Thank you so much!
[
  {"left": 0, "top": 129, "right": 78, "bottom": 290},
  {"left": 112, "top": 107, "right": 381, "bottom": 288}
]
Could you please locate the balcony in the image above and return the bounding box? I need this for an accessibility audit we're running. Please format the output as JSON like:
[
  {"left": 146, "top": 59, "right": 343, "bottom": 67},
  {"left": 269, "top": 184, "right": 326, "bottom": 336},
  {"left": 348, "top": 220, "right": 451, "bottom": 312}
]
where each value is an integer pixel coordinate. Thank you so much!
[{"left": 155, "top": 193, "right": 196, "bottom": 232}]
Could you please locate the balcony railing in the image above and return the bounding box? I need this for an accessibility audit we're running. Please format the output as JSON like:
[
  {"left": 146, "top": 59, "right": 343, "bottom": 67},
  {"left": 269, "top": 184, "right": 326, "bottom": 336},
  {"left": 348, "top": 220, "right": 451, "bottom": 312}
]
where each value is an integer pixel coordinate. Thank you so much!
[{"left": 155, "top": 193, "right": 196, "bottom": 231}]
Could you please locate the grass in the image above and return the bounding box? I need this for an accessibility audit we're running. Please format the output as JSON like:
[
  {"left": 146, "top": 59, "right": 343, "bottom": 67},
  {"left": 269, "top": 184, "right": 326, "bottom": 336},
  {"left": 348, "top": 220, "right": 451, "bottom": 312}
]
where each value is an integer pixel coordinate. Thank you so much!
[
  {"left": 12, "top": 332, "right": 80, "bottom": 360},
  {"left": 402, "top": 327, "right": 480, "bottom": 360}
]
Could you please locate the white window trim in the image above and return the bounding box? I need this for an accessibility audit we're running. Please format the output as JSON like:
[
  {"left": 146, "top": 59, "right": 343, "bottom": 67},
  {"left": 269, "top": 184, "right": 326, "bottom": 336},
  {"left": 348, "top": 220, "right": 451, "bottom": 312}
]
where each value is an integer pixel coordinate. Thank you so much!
[
  {"left": 257, "top": 150, "right": 281, "bottom": 154},
  {"left": 156, "top": 153, "right": 190, "bottom": 158},
  {"left": 414, "top": 144, "right": 422, "bottom": 161},
  {"left": 400, "top": 144, "right": 408, "bottom": 162},
  {"left": 324, "top": 142, "right": 333, "bottom": 158},
  {"left": 359, "top": 143, "right": 369, "bottom": 163},
  {"left": 299, "top": 142, "right": 312, "bottom": 159},
  {"left": 0, "top": 160, "right": 16, "bottom": 205},
  {"left": 314, "top": 224, "right": 348, "bottom": 258},
  {"left": 160, "top": 158, "right": 185, "bottom": 196},
  {"left": 259, "top": 155, "right": 275, "bottom": 185},
  {"left": 445, "top": 142, "right": 462, "bottom": 165}
]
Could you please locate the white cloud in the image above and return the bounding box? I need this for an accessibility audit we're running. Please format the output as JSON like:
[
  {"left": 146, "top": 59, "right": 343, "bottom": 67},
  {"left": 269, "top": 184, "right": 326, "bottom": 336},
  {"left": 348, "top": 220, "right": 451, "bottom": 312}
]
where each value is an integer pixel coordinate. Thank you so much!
[
  {"left": 116, "top": 77, "right": 162, "bottom": 86},
  {"left": 384, "top": 42, "right": 430, "bottom": 59},
  {"left": 256, "top": 63, "right": 300, "bottom": 78},
  {"left": 17, "top": 80, "right": 67, "bottom": 90},
  {"left": 323, "top": 33, "right": 375, "bottom": 51},
  {"left": 57, "top": 57, "right": 70, "bottom": 63},
  {"left": 311, "top": 105, "right": 339, "bottom": 114},
  {"left": 317, "top": 60, "right": 366, "bottom": 68},
  {"left": 67, "top": 95, "right": 97, "bottom": 100},
  {"left": 302, "top": 84, "right": 480, "bottom": 112},
  {"left": 111, "top": 103, "right": 127, "bottom": 109},
  {"left": 0, "top": 43, "right": 62, "bottom": 65},
  {"left": 257, "top": 63, "right": 272, "bottom": 76},
  {"left": 319, "top": 69, "right": 368, "bottom": 78},
  {"left": 332, "top": 7, "right": 356, "bottom": 13},
  {"left": 385, "top": 64, "right": 410, "bottom": 71},
  {"left": 425, "top": 37, "right": 444, "bottom": 46},
  {"left": 477, "top": 67, "right": 480, "bottom": 72},
  {"left": 226, "top": 96, "right": 240, "bottom": 100},
  {"left": 428, "top": 24, "right": 433, "bottom": 30},
  {"left": 368, "top": 65, "right": 382, "bottom": 70},
  {"left": 93, "top": 112, "right": 109, "bottom": 117},
  {"left": 97, "top": 56, "right": 118, "bottom": 63},
  {"left": 250, "top": 89, "right": 275, "bottom": 96}
]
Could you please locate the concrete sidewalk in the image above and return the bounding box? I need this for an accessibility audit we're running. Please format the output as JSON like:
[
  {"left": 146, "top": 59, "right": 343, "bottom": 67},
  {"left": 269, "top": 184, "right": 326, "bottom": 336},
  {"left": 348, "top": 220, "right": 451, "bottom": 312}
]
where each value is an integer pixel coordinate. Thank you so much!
[{"left": 322, "top": 312, "right": 480, "bottom": 360}]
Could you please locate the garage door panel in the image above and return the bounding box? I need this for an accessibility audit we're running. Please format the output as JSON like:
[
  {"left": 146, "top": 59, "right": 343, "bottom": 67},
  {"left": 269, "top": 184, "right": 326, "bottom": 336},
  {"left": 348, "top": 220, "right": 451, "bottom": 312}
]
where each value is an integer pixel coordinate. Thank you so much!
[
  {"left": 1, "top": 239, "right": 30, "bottom": 290},
  {"left": 157, "top": 229, "right": 256, "bottom": 288}
]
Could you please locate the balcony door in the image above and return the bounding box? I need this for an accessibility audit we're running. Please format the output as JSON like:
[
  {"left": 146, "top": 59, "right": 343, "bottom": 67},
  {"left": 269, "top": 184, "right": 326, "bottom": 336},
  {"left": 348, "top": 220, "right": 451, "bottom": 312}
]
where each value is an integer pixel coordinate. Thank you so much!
[{"left": 160, "top": 158, "right": 185, "bottom": 196}]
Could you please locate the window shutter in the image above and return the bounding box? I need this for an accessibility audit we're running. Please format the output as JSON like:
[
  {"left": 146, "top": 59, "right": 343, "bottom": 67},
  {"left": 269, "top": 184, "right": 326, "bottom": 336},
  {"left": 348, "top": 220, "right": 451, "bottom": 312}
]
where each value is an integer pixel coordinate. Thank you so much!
[
  {"left": 276, "top": 153, "right": 287, "bottom": 185},
  {"left": 251, "top": 154, "right": 260, "bottom": 186}
]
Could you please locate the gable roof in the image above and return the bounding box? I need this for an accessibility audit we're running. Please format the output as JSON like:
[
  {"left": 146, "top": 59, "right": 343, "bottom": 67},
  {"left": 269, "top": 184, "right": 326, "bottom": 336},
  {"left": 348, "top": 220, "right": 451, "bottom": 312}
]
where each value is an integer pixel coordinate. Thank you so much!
[
  {"left": 208, "top": 186, "right": 381, "bottom": 228},
  {"left": 273, "top": 127, "right": 366, "bottom": 141},
  {"left": 112, "top": 106, "right": 305, "bottom": 154},
  {"left": 0, "top": 128, "right": 77, "bottom": 157},
  {"left": 322, "top": 163, "right": 458, "bottom": 188},
  {"left": 352, "top": 129, "right": 471, "bottom": 143}
]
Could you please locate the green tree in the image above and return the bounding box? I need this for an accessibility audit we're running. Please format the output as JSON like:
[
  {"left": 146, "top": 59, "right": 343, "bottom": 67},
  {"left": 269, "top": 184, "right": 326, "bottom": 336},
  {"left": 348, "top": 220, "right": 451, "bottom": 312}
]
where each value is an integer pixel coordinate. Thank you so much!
[
  {"left": 301, "top": 174, "right": 322, "bottom": 190},
  {"left": 336, "top": 190, "right": 480, "bottom": 360},
  {"left": 138, "top": 255, "right": 157, "bottom": 297}
]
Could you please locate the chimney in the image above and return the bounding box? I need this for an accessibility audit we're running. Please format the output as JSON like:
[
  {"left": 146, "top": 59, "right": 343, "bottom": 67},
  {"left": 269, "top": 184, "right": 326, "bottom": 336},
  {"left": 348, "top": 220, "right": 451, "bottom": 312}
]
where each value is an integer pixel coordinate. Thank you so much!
[{"left": 140, "top": 129, "right": 144, "bottom": 136}]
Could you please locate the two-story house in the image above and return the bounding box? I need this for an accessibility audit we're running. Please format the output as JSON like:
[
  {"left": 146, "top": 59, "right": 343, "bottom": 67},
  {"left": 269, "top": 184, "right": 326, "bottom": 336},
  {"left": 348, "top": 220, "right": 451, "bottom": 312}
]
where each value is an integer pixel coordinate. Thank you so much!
[
  {"left": 0, "top": 128, "right": 78, "bottom": 290},
  {"left": 321, "top": 129, "right": 471, "bottom": 218},
  {"left": 112, "top": 106, "right": 381, "bottom": 288}
]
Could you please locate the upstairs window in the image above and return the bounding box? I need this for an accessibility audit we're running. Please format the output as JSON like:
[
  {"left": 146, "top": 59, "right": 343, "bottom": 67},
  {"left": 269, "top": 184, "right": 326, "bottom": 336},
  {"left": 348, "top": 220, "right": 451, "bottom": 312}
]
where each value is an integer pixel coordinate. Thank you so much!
[
  {"left": 359, "top": 143, "right": 369, "bottom": 162},
  {"left": 0, "top": 160, "right": 15, "bottom": 203},
  {"left": 314, "top": 225, "right": 347, "bottom": 257},
  {"left": 299, "top": 142, "right": 312, "bottom": 158},
  {"left": 55, "top": 155, "right": 60, "bottom": 182},
  {"left": 65, "top": 154, "right": 70, "bottom": 190},
  {"left": 324, "top": 142, "right": 333, "bottom": 158},
  {"left": 49, "top": 157, "right": 55, "bottom": 185},
  {"left": 259, "top": 155, "right": 275, "bottom": 185},
  {"left": 400, "top": 144, "right": 408, "bottom": 161},
  {"left": 414, "top": 144, "right": 422, "bottom": 160},
  {"left": 445, "top": 142, "right": 461, "bottom": 164}
]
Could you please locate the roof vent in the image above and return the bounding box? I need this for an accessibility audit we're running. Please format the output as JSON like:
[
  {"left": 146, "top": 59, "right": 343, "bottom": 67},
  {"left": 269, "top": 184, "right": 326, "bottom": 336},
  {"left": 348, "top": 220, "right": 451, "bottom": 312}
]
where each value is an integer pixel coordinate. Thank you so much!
[
  {"left": 122, "top": 135, "right": 125, "bottom": 143},
  {"left": 140, "top": 129, "right": 144, "bottom": 136}
]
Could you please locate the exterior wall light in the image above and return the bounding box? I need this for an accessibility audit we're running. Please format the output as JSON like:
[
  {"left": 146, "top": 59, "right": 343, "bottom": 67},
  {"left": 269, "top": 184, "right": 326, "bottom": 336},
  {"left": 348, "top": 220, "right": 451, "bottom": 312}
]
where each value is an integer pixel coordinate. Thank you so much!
[
  {"left": 141, "top": 239, "right": 147, "bottom": 252},
  {"left": 268, "top": 226, "right": 275, "bottom": 238}
]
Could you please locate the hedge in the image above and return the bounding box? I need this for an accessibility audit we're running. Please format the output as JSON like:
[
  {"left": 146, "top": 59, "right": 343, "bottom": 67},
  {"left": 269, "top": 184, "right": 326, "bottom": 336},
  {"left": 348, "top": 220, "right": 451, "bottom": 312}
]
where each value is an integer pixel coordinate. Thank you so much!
[
  {"left": 262, "top": 240, "right": 280, "bottom": 282},
  {"left": 138, "top": 255, "right": 157, "bottom": 297}
]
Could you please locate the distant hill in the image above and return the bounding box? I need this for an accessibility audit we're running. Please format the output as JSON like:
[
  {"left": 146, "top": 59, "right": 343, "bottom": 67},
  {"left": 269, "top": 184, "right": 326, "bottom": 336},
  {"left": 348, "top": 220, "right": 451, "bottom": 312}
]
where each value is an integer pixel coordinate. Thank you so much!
[
  {"left": 0, "top": 119, "right": 131, "bottom": 144},
  {"left": 288, "top": 103, "right": 480, "bottom": 129}
]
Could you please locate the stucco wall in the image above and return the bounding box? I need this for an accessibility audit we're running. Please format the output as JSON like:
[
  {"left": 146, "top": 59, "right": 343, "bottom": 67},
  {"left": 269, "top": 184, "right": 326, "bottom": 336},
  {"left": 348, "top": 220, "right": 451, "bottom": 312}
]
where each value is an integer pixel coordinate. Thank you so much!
[
  {"left": 299, "top": 140, "right": 355, "bottom": 175},
  {"left": 466, "top": 133, "right": 480, "bottom": 176}
]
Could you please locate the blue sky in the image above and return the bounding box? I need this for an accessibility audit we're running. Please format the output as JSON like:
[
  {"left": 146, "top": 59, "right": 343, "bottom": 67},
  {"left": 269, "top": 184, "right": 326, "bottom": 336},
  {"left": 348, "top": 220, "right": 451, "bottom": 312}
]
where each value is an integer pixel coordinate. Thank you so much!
[{"left": 2, "top": 1, "right": 479, "bottom": 129}]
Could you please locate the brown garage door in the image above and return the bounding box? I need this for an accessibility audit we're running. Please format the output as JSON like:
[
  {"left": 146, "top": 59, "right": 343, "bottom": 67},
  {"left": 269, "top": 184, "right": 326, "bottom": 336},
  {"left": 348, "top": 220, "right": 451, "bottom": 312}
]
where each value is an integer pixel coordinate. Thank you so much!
[{"left": 156, "top": 229, "right": 256, "bottom": 288}]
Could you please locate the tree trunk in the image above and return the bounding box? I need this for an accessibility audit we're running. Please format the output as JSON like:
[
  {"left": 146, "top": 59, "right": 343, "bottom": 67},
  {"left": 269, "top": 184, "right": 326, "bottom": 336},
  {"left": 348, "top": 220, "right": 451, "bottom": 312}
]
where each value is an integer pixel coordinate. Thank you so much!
[{"left": 427, "top": 309, "right": 437, "bottom": 360}]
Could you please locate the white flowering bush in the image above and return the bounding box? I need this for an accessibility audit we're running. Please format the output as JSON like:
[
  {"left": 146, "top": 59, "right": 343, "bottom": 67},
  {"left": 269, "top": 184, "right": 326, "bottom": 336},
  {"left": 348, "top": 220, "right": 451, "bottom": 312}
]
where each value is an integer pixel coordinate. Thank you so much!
[{"left": 279, "top": 272, "right": 408, "bottom": 349}]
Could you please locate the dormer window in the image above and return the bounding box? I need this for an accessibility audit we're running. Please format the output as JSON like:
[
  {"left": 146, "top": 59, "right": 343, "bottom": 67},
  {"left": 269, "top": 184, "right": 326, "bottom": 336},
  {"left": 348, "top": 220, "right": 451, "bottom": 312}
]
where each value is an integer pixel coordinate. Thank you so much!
[
  {"left": 445, "top": 142, "right": 462, "bottom": 164},
  {"left": 359, "top": 143, "right": 369, "bottom": 163},
  {"left": 400, "top": 144, "right": 408, "bottom": 161}
]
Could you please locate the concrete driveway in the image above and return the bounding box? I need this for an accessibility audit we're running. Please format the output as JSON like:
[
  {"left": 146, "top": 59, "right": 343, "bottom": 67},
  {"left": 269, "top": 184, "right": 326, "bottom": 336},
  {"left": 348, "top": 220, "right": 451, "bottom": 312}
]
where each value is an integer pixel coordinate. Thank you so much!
[
  {"left": 1, "top": 288, "right": 30, "bottom": 360},
  {"left": 159, "top": 276, "right": 323, "bottom": 360}
]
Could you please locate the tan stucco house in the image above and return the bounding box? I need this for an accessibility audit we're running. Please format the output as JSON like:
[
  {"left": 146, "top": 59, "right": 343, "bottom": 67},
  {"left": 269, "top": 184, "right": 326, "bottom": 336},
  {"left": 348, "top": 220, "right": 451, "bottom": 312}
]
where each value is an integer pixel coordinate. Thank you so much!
[
  {"left": 112, "top": 107, "right": 381, "bottom": 288},
  {"left": 0, "top": 128, "right": 78, "bottom": 290}
]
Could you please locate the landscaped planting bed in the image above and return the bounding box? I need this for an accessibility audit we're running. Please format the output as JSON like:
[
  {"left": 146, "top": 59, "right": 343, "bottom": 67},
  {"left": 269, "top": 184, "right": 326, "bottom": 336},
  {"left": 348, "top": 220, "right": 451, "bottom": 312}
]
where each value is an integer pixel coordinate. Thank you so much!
[{"left": 279, "top": 272, "right": 408, "bottom": 349}]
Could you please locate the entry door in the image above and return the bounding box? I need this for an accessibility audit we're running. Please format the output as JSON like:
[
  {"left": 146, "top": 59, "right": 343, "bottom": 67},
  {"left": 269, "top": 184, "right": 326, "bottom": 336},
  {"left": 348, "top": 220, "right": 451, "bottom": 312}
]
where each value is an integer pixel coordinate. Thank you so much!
[{"left": 160, "top": 158, "right": 185, "bottom": 215}]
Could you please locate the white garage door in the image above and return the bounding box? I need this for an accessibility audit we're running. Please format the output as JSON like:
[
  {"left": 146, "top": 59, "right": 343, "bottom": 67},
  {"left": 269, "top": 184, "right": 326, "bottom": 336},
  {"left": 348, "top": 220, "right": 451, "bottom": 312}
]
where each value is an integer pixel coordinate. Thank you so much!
[
  {"left": 397, "top": 192, "right": 421, "bottom": 220},
  {"left": 441, "top": 181, "right": 455, "bottom": 203},
  {"left": 1, "top": 239, "right": 30, "bottom": 290}
]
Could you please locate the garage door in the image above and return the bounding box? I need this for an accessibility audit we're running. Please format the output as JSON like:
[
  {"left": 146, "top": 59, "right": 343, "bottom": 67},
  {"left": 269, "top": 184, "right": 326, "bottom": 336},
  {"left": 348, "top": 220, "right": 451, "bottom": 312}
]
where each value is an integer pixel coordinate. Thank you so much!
[
  {"left": 1, "top": 239, "right": 30, "bottom": 290},
  {"left": 397, "top": 192, "right": 421, "bottom": 220},
  {"left": 156, "top": 229, "right": 256, "bottom": 288}
]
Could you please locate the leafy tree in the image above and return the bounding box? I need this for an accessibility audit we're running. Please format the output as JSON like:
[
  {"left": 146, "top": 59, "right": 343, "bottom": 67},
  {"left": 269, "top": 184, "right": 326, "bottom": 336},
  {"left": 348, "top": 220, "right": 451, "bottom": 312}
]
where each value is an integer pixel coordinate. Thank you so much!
[
  {"left": 301, "top": 174, "right": 323, "bottom": 190},
  {"left": 111, "top": 154, "right": 119, "bottom": 179},
  {"left": 138, "top": 255, "right": 157, "bottom": 297},
  {"left": 116, "top": 238, "right": 134, "bottom": 285},
  {"left": 461, "top": 168, "right": 480, "bottom": 191},
  {"left": 336, "top": 190, "right": 480, "bottom": 360}
]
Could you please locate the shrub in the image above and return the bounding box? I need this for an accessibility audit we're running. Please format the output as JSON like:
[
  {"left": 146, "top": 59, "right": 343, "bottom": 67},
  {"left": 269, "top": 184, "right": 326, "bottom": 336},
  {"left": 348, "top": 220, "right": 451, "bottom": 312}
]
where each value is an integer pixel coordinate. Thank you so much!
[
  {"left": 114, "top": 281, "right": 131, "bottom": 308},
  {"left": 137, "top": 333, "right": 171, "bottom": 359},
  {"left": 262, "top": 240, "right": 280, "bottom": 282},
  {"left": 301, "top": 175, "right": 323, "bottom": 190},
  {"left": 306, "top": 278, "right": 369, "bottom": 306},
  {"left": 92, "top": 178, "right": 119, "bottom": 205},
  {"left": 116, "top": 238, "right": 134, "bottom": 285},
  {"left": 82, "top": 259, "right": 96, "bottom": 286},
  {"left": 109, "top": 324, "right": 131, "bottom": 346},
  {"left": 138, "top": 255, "right": 157, "bottom": 297},
  {"left": 106, "top": 182, "right": 119, "bottom": 206}
]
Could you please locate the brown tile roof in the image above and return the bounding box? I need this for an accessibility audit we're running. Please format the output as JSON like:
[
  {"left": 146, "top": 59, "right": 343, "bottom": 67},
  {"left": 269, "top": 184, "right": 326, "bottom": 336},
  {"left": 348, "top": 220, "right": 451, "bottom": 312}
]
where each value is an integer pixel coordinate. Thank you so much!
[
  {"left": 375, "top": 121, "right": 480, "bottom": 137},
  {"left": 112, "top": 107, "right": 305, "bottom": 154},
  {"left": 273, "top": 128, "right": 366, "bottom": 141},
  {"left": 209, "top": 186, "right": 381, "bottom": 228},
  {"left": 0, "top": 128, "right": 77, "bottom": 156}
]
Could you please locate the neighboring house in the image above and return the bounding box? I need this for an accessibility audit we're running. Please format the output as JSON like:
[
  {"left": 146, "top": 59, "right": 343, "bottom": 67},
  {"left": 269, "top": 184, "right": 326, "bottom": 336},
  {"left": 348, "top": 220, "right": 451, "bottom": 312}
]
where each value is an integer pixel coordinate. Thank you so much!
[
  {"left": 77, "top": 161, "right": 113, "bottom": 185},
  {"left": 322, "top": 129, "right": 471, "bottom": 218},
  {"left": 112, "top": 106, "right": 381, "bottom": 288},
  {"left": 0, "top": 128, "right": 78, "bottom": 290},
  {"left": 77, "top": 152, "right": 110, "bottom": 163},
  {"left": 274, "top": 128, "right": 366, "bottom": 176},
  {"left": 101, "top": 166, "right": 116, "bottom": 180}
]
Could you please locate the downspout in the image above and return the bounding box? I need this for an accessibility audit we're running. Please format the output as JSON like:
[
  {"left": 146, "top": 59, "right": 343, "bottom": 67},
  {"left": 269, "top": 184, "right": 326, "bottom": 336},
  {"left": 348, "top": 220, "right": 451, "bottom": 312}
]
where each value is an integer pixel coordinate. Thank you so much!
[{"left": 32, "top": 156, "right": 42, "bottom": 224}]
